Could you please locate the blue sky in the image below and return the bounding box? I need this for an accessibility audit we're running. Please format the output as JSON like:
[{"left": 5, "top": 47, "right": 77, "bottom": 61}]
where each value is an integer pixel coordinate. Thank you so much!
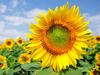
[{"left": 0, "top": 0, "right": 100, "bottom": 41}]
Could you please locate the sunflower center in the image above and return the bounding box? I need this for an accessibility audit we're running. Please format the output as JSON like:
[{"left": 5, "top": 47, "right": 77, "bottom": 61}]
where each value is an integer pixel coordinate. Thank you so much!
[
  {"left": 0, "top": 64, "right": 3, "bottom": 67},
  {"left": 47, "top": 25, "right": 70, "bottom": 48},
  {"left": 29, "top": 38, "right": 33, "bottom": 41},
  {"left": 96, "top": 37, "right": 100, "bottom": 41},
  {"left": 22, "top": 56, "right": 28, "bottom": 62},
  {"left": 93, "top": 70, "right": 100, "bottom": 75},
  {"left": 18, "top": 40, "right": 22, "bottom": 44},
  {"left": 0, "top": 62, "right": 3, "bottom": 68},
  {"left": 7, "top": 41, "right": 11, "bottom": 45}
]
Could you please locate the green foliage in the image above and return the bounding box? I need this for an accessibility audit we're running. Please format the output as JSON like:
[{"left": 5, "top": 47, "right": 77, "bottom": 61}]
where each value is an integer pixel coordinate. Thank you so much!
[
  {"left": 34, "top": 68, "right": 59, "bottom": 75},
  {"left": 21, "top": 62, "right": 40, "bottom": 71},
  {"left": 0, "top": 42, "right": 100, "bottom": 75}
]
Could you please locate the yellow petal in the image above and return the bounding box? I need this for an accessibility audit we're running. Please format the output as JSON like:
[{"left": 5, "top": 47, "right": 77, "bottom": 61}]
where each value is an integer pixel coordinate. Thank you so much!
[
  {"left": 27, "top": 33, "right": 41, "bottom": 40},
  {"left": 76, "top": 30, "right": 92, "bottom": 36},
  {"left": 34, "top": 16, "right": 40, "bottom": 23},
  {"left": 52, "top": 56, "right": 57, "bottom": 71},
  {"left": 74, "top": 41, "right": 88, "bottom": 48},
  {"left": 33, "top": 48, "right": 46, "bottom": 60},
  {"left": 27, "top": 41, "right": 42, "bottom": 47},
  {"left": 29, "top": 23, "right": 41, "bottom": 33},
  {"left": 74, "top": 44, "right": 86, "bottom": 55},
  {"left": 75, "top": 7, "right": 80, "bottom": 17},
  {"left": 60, "top": 54, "right": 67, "bottom": 69},
  {"left": 69, "top": 5, "right": 76, "bottom": 16},
  {"left": 73, "top": 16, "right": 85, "bottom": 25},
  {"left": 56, "top": 55, "right": 63, "bottom": 71},
  {"left": 78, "top": 34, "right": 93, "bottom": 39},
  {"left": 76, "top": 21, "right": 89, "bottom": 32},
  {"left": 65, "top": 2, "right": 69, "bottom": 9},
  {"left": 66, "top": 54, "right": 73, "bottom": 66},
  {"left": 41, "top": 52, "right": 52, "bottom": 67},
  {"left": 54, "top": 7, "right": 58, "bottom": 12},
  {"left": 68, "top": 53, "right": 77, "bottom": 67},
  {"left": 68, "top": 48, "right": 80, "bottom": 59},
  {"left": 76, "top": 38, "right": 87, "bottom": 42}
]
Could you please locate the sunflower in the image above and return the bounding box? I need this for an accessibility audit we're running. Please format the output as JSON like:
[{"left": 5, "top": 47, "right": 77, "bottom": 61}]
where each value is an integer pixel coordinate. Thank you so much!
[
  {"left": 95, "top": 53, "right": 100, "bottom": 62},
  {"left": 16, "top": 37, "right": 24, "bottom": 46},
  {"left": 27, "top": 3, "right": 92, "bottom": 71},
  {"left": 23, "top": 46, "right": 34, "bottom": 55},
  {"left": 89, "top": 67, "right": 100, "bottom": 75},
  {"left": 86, "top": 37, "right": 96, "bottom": 48},
  {"left": 0, "top": 44, "right": 3, "bottom": 51},
  {"left": 0, "top": 55, "right": 7, "bottom": 69},
  {"left": 90, "top": 69, "right": 100, "bottom": 75},
  {"left": 96, "top": 36, "right": 100, "bottom": 43},
  {"left": 27, "top": 34, "right": 36, "bottom": 43},
  {"left": 3, "top": 39, "right": 14, "bottom": 49},
  {"left": 18, "top": 53, "right": 31, "bottom": 64}
]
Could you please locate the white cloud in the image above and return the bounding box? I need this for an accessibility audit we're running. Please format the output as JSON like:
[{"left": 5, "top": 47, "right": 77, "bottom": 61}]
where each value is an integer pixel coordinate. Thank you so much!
[
  {"left": 11, "top": 0, "right": 26, "bottom": 8},
  {"left": 4, "top": 16, "right": 24, "bottom": 22},
  {"left": 4, "top": 16, "right": 35, "bottom": 26},
  {"left": 86, "top": 14, "right": 100, "bottom": 35},
  {"left": 4, "top": 16, "right": 24, "bottom": 26},
  {"left": 20, "top": 0, "right": 26, "bottom": 5},
  {"left": 88, "top": 14, "right": 100, "bottom": 25},
  {"left": 11, "top": 0, "right": 18, "bottom": 8},
  {"left": 82, "top": 13, "right": 89, "bottom": 17},
  {"left": 25, "top": 8, "right": 47, "bottom": 18},
  {"left": 0, "top": 21, "right": 27, "bottom": 42},
  {"left": 0, "top": 29, "right": 26, "bottom": 42},
  {"left": 0, "top": 21, "right": 5, "bottom": 31},
  {"left": 0, "top": 4, "right": 7, "bottom": 13},
  {"left": 4, "top": 8, "right": 47, "bottom": 26}
]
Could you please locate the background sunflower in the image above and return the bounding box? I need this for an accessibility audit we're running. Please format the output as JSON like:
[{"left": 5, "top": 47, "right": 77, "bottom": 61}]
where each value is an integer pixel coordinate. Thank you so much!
[
  {"left": 0, "top": 55, "right": 7, "bottom": 69},
  {"left": 3, "top": 39, "right": 14, "bottom": 49},
  {"left": 16, "top": 37, "right": 25, "bottom": 46},
  {"left": 18, "top": 53, "right": 31, "bottom": 64},
  {"left": 96, "top": 36, "right": 100, "bottom": 43}
]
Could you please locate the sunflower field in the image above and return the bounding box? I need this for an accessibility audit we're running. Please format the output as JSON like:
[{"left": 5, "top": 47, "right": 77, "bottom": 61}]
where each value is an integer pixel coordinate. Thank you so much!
[{"left": 0, "top": 2, "right": 100, "bottom": 75}]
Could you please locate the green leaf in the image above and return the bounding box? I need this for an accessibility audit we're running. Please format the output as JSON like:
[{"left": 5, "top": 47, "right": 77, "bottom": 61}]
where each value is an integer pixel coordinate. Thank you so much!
[
  {"left": 96, "top": 43, "right": 100, "bottom": 51},
  {"left": 85, "top": 55, "right": 93, "bottom": 60},
  {"left": 12, "top": 48, "right": 24, "bottom": 57},
  {"left": 62, "top": 68, "right": 82, "bottom": 75},
  {"left": 78, "top": 60, "right": 92, "bottom": 73},
  {"left": 0, "top": 69, "right": 4, "bottom": 75},
  {"left": 5, "top": 68, "right": 14, "bottom": 75},
  {"left": 0, "top": 48, "right": 9, "bottom": 56},
  {"left": 34, "top": 68, "right": 54, "bottom": 75},
  {"left": 7, "top": 56, "right": 16, "bottom": 66},
  {"left": 14, "top": 67, "right": 21, "bottom": 72},
  {"left": 21, "top": 62, "right": 40, "bottom": 71}
]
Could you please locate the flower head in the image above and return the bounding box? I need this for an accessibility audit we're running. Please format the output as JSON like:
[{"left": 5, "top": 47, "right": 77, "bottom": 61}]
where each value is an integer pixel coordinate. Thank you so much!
[
  {"left": 95, "top": 53, "right": 100, "bottom": 62},
  {"left": 18, "top": 53, "right": 31, "bottom": 64},
  {"left": 3, "top": 39, "right": 14, "bottom": 49},
  {"left": 86, "top": 37, "right": 96, "bottom": 48},
  {"left": 23, "top": 46, "right": 34, "bottom": 55},
  {"left": 0, "top": 55, "right": 7, "bottom": 69},
  {"left": 0, "top": 44, "right": 3, "bottom": 51},
  {"left": 89, "top": 67, "right": 100, "bottom": 75},
  {"left": 27, "top": 2, "right": 92, "bottom": 71},
  {"left": 16, "top": 37, "right": 24, "bottom": 46},
  {"left": 96, "top": 36, "right": 100, "bottom": 43}
]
